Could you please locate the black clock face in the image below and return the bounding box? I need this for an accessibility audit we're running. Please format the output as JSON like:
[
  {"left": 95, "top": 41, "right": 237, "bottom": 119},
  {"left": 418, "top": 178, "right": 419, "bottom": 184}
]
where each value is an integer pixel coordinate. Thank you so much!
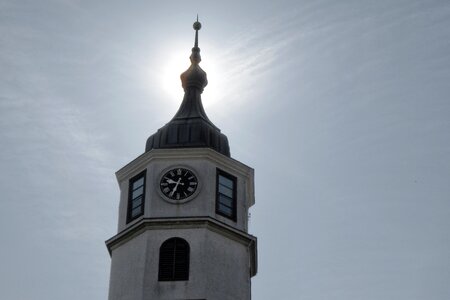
[{"left": 160, "top": 167, "right": 198, "bottom": 201}]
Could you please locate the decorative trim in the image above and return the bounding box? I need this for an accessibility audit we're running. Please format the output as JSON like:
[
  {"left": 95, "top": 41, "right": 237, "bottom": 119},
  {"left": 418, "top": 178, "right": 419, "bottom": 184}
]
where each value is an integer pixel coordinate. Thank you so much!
[
  {"left": 105, "top": 216, "right": 258, "bottom": 277},
  {"left": 116, "top": 148, "right": 252, "bottom": 182}
]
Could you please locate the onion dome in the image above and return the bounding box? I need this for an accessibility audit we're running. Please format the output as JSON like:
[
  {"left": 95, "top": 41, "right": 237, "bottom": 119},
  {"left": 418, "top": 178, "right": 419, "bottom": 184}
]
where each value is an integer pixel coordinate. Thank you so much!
[{"left": 145, "top": 18, "right": 230, "bottom": 157}]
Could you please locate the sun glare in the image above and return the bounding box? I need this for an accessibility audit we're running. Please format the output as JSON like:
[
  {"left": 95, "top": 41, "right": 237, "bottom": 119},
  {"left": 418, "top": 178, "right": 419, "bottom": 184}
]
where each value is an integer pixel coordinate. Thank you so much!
[{"left": 161, "top": 48, "right": 223, "bottom": 109}]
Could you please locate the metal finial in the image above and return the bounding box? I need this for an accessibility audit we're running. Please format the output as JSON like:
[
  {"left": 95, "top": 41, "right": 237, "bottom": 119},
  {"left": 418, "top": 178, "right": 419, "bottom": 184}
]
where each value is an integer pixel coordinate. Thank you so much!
[
  {"left": 193, "top": 16, "right": 201, "bottom": 48},
  {"left": 190, "top": 16, "right": 202, "bottom": 64}
]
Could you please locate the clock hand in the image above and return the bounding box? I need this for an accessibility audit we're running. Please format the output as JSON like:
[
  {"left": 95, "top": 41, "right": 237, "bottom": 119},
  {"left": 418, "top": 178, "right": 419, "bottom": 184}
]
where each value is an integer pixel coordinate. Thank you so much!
[
  {"left": 170, "top": 178, "right": 182, "bottom": 197},
  {"left": 166, "top": 178, "right": 184, "bottom": 185}
]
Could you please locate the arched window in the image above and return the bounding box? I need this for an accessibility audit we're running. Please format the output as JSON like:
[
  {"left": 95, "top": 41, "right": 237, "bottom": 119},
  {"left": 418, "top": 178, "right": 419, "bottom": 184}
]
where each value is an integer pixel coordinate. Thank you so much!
[{"left": 158, "top": 237, "right": 190, "bottom": 281}]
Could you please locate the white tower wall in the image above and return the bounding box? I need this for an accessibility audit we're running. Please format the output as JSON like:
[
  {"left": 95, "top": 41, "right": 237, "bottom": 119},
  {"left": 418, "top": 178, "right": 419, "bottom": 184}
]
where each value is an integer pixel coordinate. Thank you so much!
[{"left": 106, "top": 149, "right": 257, "bottom": 300}]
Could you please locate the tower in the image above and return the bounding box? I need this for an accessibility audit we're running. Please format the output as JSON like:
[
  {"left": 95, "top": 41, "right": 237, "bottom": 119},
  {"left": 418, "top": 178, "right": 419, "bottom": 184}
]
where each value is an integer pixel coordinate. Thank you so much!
[{"left": 106, "top": 19, "right": 257, "bottom": 300}]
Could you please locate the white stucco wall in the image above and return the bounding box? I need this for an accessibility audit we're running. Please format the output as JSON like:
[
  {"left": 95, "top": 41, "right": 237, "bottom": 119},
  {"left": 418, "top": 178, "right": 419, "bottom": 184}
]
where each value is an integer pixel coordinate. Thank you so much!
[
  {"left": 115, "top": 148, "right": 255, "bottom": 233},
  {"left": 108, "top": 226, "right": 252, "bottom": 300},
  {"left": 107, "top": 148, "right": 257, "bottom": 300}
]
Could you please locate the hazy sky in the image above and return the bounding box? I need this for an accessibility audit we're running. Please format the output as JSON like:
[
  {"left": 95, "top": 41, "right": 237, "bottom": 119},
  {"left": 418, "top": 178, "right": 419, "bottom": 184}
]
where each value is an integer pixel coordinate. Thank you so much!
[{"left": 1, "top": 1, "right": 450, "bottom": 299}]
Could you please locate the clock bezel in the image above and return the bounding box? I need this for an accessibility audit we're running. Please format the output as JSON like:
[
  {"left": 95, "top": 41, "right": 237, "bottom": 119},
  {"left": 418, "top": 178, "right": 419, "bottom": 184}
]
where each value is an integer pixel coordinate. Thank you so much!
[{"left": 157, "top": 165, "right": 201, "bottom": 204}]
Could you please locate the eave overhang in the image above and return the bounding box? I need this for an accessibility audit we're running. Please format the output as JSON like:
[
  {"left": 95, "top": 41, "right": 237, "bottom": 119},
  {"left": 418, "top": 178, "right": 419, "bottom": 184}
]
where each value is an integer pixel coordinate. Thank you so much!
[{"left": 105, "top": 216, "right": 258, "bottom": 277}]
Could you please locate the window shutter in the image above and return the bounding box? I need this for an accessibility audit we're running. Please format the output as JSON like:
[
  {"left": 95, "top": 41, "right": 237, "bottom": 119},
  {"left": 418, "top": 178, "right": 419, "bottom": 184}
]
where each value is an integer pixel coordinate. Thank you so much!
[{"left": 158, "top": 238, "right": 190, "bottom": 281}]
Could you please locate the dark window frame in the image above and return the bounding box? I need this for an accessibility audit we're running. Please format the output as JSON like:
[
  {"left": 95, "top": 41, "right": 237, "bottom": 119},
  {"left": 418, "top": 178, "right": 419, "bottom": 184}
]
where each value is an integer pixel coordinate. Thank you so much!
[
  {"left": 126, "top": 170, "right": 147, "bottom": 223},
  {"left": 158, "top": 237, "right": 190, "bottom": 281},
  {"left": 215, "top": 168, "right": 237, "bottom": 221}
]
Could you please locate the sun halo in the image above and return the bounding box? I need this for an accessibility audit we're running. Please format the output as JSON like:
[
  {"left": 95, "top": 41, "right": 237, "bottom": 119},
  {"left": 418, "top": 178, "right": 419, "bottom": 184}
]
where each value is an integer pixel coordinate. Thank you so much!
[{"left": 160, "top": 49, "right": 223, "bottom": 109}]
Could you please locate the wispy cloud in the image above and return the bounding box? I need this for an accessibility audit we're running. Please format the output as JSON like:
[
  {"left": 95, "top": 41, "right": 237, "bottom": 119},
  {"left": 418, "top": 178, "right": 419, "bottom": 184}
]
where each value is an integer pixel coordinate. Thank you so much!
[{"left": 0, "top": 3, "right": 116, "bottom": 247}]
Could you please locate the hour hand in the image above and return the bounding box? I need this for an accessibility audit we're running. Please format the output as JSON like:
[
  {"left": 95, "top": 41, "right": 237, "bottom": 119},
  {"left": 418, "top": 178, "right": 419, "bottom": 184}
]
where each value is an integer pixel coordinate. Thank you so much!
[{"left": 165, "top": 178, "right": 184, "bottom": 185}]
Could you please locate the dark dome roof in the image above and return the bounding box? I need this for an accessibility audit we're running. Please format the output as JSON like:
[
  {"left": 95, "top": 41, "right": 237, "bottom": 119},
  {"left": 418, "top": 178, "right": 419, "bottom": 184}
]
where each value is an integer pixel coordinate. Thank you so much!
[
  {"left": 145, "top": 118, "right": 230, "bottom": 157},
  {"left": 145, "top": 86, "right": 230, "bottom": 157},
  {"left": 145, "top": 20, "right": 230, "bottom": 157}
]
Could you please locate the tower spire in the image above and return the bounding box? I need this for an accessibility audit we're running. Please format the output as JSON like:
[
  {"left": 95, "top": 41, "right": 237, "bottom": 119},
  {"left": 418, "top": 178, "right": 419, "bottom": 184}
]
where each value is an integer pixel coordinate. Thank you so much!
[
  {"left": 145, "top": 18, "right": 231, "bottom": 157},
  {"left": 180, "top": 17, "right": 207, "bottom": 92},
  {"left": 191, "top": 15, "right": 202, "bottom": 64}
]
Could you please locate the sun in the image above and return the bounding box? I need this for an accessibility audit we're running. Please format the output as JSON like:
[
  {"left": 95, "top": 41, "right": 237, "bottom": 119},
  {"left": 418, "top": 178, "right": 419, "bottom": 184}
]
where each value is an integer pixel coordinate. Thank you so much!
[{"left": 160, "top": 48, "right": 223, "bottom": 109}]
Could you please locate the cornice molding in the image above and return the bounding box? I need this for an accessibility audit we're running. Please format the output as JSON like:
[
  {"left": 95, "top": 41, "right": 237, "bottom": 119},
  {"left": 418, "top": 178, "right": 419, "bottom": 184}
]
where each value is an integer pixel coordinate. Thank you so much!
[
  {"left": 105, "top": 216, "right": 257, "bottom": 276},
  {"left": 116, "top": 148, "right": 253, "bottom": 182}
]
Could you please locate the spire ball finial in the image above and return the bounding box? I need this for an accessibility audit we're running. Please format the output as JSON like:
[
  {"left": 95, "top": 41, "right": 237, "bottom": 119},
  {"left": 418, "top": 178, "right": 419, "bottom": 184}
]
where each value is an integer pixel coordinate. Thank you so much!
[
  {"left": 191, "top": 16, "right": 202, "bottom": 62},
  {"left": 193, "top": 20, "right": 201, "bottom": 31}
]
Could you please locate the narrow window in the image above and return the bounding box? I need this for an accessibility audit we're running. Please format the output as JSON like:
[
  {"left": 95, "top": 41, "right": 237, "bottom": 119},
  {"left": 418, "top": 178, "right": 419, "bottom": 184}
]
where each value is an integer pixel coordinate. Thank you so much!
[
  {"left": 127, "top": 170, "right": 146, "bottom": 223},
  {"left": 158, "top": 238, "right": 190, "bottom": 281},
  {"left": 216, "top": 169, "right": 237, "bottom": 221}
]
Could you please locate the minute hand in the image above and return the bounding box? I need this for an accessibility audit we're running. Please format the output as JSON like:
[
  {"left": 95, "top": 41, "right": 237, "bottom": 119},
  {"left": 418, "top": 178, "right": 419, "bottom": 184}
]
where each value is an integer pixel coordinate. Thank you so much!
[{"left": 170, "top": 178, "right": 182, "bottom": 197}]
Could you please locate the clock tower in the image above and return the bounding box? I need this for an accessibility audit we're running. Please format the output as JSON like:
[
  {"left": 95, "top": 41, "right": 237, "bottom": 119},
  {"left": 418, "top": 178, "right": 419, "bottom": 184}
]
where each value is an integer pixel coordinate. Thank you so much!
[{"left": 106, "top": 19, "right": 257, "bottom": 300}]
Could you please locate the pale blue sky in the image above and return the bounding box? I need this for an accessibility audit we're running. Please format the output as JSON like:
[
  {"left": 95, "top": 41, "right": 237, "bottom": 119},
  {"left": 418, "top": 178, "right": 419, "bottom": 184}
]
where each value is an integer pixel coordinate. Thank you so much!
[{"left": 1, "top": 1, "right": 450, "bottom": 299}]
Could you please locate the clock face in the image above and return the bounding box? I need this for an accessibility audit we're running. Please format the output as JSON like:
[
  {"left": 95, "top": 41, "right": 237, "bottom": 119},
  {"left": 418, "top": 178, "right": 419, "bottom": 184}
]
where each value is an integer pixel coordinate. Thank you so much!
[{"left": 159, "top": 167, "right": 198, "bottom": 201}]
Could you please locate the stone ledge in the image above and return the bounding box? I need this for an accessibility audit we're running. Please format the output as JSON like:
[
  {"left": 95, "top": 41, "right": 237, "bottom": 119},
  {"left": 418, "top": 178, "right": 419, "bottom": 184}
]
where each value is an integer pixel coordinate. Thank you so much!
[{"left": 105, "top": 216, "right": 257, "bottom": 277}]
